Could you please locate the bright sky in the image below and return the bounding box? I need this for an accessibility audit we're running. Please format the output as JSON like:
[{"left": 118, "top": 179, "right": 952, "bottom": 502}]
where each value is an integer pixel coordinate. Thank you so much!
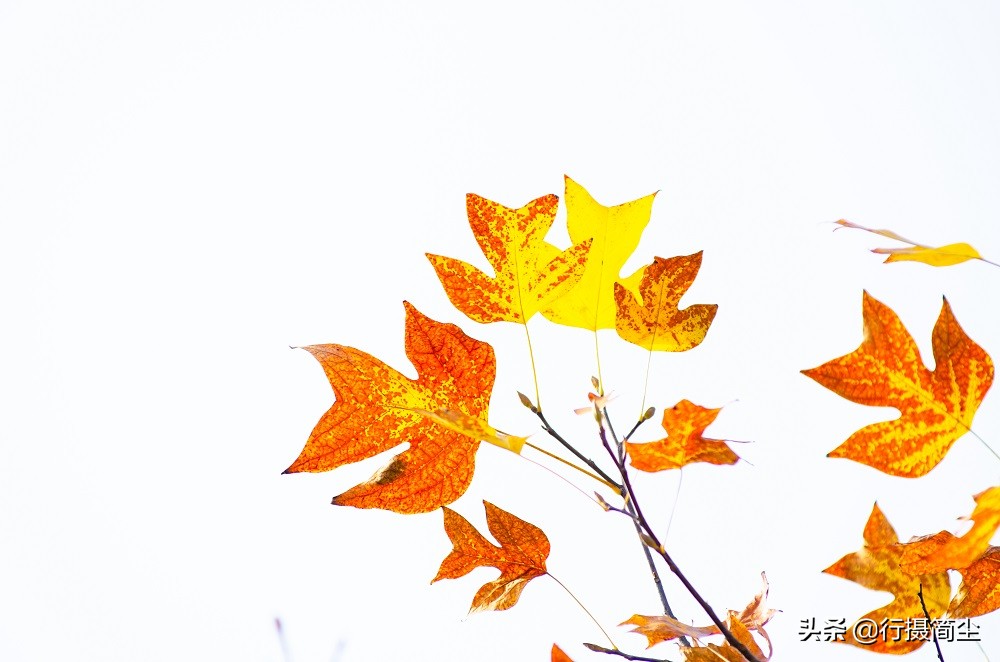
[{"left": 3, "top": 2, "right": 1000, "bottom": 661}]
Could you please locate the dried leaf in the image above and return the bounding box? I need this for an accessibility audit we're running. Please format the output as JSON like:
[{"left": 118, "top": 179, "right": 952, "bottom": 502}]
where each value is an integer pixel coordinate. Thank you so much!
[
  {"left": 901, "top": 486, "right": 1000, "bottom": 574},
  {"left": 949, "top": 546, "right": 1000, "bottom": 618},
  {"left": 427, "top": 193, "right": 592, "bottom": 324},
  {"left": 433, "top": 501, "right": 549, "bottom": 612},
  {"left": 541, "top": 176, "right": 655, "bottom": 330},
  {"left": 614, "top": 253, "right": 717, "bottom": 352},
  {"left": 680, "top": 616, "right": 767, "bottom": 662},
  {"left": 802, "top": 292, "right": 993, "bottom": 477},
  {"left": 284, "top": 302, "right": 495, "bottom": 513},
  {"left": 823, "top": 504, "right": 950, "bottom": 653},
  {"left": 625, "top": 400, "right": 739, "bottom": 472},
  {"left": 623, "top": 573, "right": 775, "bottom": 655},
  {"left": 835, "top": 219, "right": 995, "bottom": 267}
]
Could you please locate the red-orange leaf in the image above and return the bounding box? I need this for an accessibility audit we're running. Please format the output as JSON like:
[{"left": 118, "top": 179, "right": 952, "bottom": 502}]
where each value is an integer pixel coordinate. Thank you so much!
[
  {"left": 284, "top": 302, "right": 495, "bottom": 514},
  {"left": 614, "top": 253, "right": 717, "bottom": 352},
  {"left": 949, "top": 546, "right": 1000, "bottom": 618},
  {"left": 551, "top": 644, "right": 574, "bottom": 662},
  {"left": 625, "top": 400, "right": 740, "bottom": 472},
  {"left": 802, "top": 292, "right": 993, "bottom": 477},
  {"left": 823, "top": 504, "right": 950, "bottom": 654},
  {"left": 432, "top": 501, "right": 549, "bottom": 612},
  {"left": 427, "top": 193, "right": 592, "bottom": 324}
]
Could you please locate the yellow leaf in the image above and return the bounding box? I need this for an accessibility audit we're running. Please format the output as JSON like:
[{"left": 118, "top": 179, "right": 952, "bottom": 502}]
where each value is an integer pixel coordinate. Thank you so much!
[
  {"left": 541, "top": 176, "right": 655, "bottom": 330},
  {"left": 834, "top": 220, "right": 996, "bottom": 267},
  {"left": 802, "top": 292, "right": 994, "bottom": 477},
  {"left": 823, "top": 504, "right": 949, "bottom": 654},
  {"left": 427, "top": 193, "right": 592, "bottom": 324}
]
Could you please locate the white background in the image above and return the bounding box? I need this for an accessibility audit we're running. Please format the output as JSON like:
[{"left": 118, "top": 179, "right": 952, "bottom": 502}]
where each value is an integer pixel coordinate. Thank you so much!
[{"left": 3, "top": 1, "right": 1000, "bottom": 661}]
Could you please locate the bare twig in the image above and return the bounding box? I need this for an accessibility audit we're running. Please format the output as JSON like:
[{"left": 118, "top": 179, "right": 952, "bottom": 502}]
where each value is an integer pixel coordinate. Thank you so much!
[
  {"left": 534, "top": 409, "right": 622, "bottom": 493},
  {"left": 600, "top": 415, "right": 764, "bottom": 662},
  {"left": 918, "top": 583, "right": 945, "bottom": 662}
]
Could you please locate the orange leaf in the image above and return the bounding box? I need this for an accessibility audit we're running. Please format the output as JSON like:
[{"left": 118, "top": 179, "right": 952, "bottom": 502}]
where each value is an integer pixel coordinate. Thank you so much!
[
  {"left": 835, "top": 219, "right": 996, "bottom": 267},
  {"left": 614, "top": 253, "right": 718, "bottom": 352},
  {"left": 551, "top": 644, "right": 574, "bottom": 662},
  {"left": 427, "top": 193, "right": 592, "bottom": 324},
  {"left": 802, "top": 292, "right": 993, "bottom": 477},
  {"left": 949, "top": 546, "right": 1000, "bottom": 618},
  {"left": 823, "top": 503, "right": 950, "bottom": 654},
  {"left": 433, "top": 501, "right": 550, "bottom": 612},
  {"left": 284, "top": 302, "right": 495, "bottom": 514},
  {"left": 625, "top": 400, "right": 740, "bottom": 472},
  {"left": 901, "top": 486, "right": 1000, "bottom": 574}
]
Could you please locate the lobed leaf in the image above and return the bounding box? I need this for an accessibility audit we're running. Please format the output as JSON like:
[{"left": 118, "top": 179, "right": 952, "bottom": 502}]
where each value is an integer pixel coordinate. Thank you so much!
[
  {"left": 427, "top": 193, "right": 592, "bottom": 324},
  {"left": 541, "top": 176, "right": 655, "bottom": 330},
  {"left": 823, "top": 504, "right": 950, "bottom": 654},
  {"left": 433, "top": 501, "right": 549, "bottom": 612},
  {"left": 802, "top": 292, "right": 993, "bottom": 477},
  {"left": 284, "top": 302, "right": 495, "bottom": 513},
  {"left": 614, "top": 252, "right": 717, "bottom": 352},
  {"left": 625, "top": 400, "right": 739, "bottom": 472}
]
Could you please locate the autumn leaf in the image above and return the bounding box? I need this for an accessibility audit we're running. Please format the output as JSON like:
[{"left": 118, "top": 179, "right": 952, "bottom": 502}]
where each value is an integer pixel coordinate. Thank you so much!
[
  {"left": 901, "top": 486, "right": 1000, "bottom": 574},
  {"left": 551, "top": 644, "right": 574, "bottom": 662},
  {"left": 625, "top": 400, "right": 740, "bottom": 472},
  {"left": 835, "top": 219, "right": 998, "bottom": 267},
  {"left": 614, "top": 253, "right": 717, "bottom": 352},
  {"left": 433, "top": 501, "right": 550, "bottom": 612},
  {"left": 426, "top": 192, "right": 592, "bottom": 324},
  {"left": 823, "top": 503, "right": 950, "bottom": 654},
  {"left": 541, "top": 176, "right": 655, "bottom": 330},
  {"left": 949, "top": 546, "right": 1000, "bottom": 618},
  {"left": 284, "top": 302, "right": 495, "bottom": 514},
  {"left": 802, "top": 291, "right": 993, "bottom": 477}
]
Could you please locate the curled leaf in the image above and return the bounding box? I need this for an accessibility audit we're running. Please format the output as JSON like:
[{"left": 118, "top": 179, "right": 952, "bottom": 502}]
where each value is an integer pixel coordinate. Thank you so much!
[
  {"left": 901, "top": 486, "right": 1000, "bottom": 574},
  {"left": 835, "top": 219, "right": 996, "bottom": 267},
  {"left": 406, "top": 407, "right": 527, "bottom": 454},
  {"left": 949, "top": 546, "right": 1000, "bottom": 618}
]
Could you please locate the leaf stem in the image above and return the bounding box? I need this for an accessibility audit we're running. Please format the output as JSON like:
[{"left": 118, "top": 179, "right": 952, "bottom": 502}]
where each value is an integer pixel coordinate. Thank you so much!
[
  {"left": 524, "top": 440, "right": 620, "bottom": 493},
  {"left": 548, "top": 572, "right": 617, "bottom": 649},
  {"left": 522, "top": 321, "right": 542, "bottom": 411}
]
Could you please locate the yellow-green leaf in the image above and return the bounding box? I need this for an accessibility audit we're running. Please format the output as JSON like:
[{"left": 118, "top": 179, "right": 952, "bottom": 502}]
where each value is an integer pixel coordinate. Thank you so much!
[{"left": 835, "top": 220, "right": 996, "bottom": 267}]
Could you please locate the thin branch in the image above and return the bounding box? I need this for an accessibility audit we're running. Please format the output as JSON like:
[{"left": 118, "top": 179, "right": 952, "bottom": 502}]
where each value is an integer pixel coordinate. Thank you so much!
[
  {"left": 534, "top": 409, "right": 622, "bottom": 494},
  {"left": 600, "top": 418, "right": 764, "bottom": 662},
  {"left": 584, "top": 643, "right": 674, "bottom": 662},
  {"left": 918, "top": 583, "right": 945, "bottom": 662}
]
